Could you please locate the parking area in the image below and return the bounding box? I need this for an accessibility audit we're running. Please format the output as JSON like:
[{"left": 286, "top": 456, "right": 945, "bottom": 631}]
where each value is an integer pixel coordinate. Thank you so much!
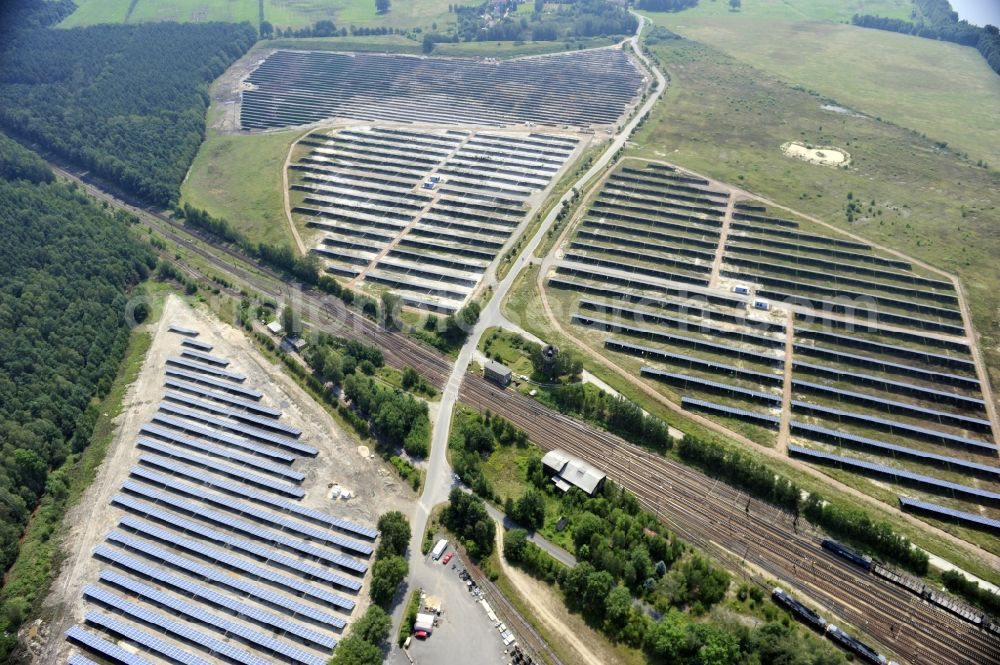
[{"left": 388, "top": 552, "right": 511, "bottom": 665}]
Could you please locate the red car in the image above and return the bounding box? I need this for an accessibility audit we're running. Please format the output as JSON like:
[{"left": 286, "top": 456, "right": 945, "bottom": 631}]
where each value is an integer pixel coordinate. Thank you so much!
[
  {"left": 441, "top": 552, "right": 454, "bottom": 565},
  {"left": 414, "top": 631, "right": 429, "bottom": 640}
]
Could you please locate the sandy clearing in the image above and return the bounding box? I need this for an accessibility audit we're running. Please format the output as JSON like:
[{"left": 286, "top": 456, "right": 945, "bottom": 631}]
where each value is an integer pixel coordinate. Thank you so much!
[
  {"left": 37, "top": 294, "right": 411, "bottom": 664},
  {"left": 781, "top": 141, "right": 850, "bottom": 167}
]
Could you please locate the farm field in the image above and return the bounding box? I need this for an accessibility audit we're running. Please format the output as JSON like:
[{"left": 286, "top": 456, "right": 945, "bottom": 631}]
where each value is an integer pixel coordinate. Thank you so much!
[
  {"left": 646, "top": 11, "right": 1000, "bottom": 167},
  {"left": 539, "top": 157, "right": 999, "bottom": 551},
  {"left": 239, "top": 48, "right": 644, "bottom": 130},
  {"left": 50, "top": 296, "right": 401, "bottom": 665},
  {"left": 181, "top": 129, "right": 301, "bottom": 247},
  {"left": 60, "top": 0, "right": 447, "bottom": 30},
  {"left": 291, "top": 126, "right": 583, "bottom": 313}
]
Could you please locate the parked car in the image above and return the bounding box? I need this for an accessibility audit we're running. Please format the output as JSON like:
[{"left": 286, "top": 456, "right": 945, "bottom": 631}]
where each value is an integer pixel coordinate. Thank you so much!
[
  {"left": 414, "top": 630, "right": 429, "bottom": 640},
  {"left": 441, "top": 552, "right": 454, "bottom": 565}
]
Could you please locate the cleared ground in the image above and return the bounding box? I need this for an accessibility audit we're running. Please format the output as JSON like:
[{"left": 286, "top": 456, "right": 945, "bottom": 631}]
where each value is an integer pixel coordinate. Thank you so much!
[
  {"left": 42, "top": 294, "right": 410, "bottom": 664},
  {"left": 648, "top": 12, "right": 1000, "bottom": 167}
]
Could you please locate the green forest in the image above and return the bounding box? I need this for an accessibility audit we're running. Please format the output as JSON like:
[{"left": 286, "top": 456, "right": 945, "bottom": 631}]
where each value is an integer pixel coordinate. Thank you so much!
[
  {"left": 0, "top": 6, "right": 256, "bottom": 206},
  {"left": 0, "top": 132, "right": 154, "bottom": 652}
]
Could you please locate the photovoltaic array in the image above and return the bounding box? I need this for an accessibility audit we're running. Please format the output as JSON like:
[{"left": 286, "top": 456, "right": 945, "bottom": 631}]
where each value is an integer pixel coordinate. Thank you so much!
[
  {"left": 551, "top": 161, "right": 999, "bottom": 533},
  {"left": 66, "top": 326, "right": 376, "bottom": 663}
]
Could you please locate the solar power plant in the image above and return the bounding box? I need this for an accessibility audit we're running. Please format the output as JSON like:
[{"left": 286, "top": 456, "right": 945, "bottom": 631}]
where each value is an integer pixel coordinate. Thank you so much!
[
  {"left": 240, "top": 49, "right": 643, "bottom": 129},
  {"left": 65, "top": 335, "right": 375, "bottom": 664},
  {"left": 898, "top": 497, "right": 1000, "bottom": 533},
  {"left": 165, "top": 356, "right": 247, "bottom": 382},
  {"left": 165, "top": 367, "right": 263, "bottom": 399},
  {"left": 546, "top": 162, "right": 999, "bottom": 526},
  {"left": 168, "top": 324, "right": 199, "bottom": 337},
  {"left": 292, "top": 127, "right": 579, "bottom": 313},
  {"left": 181, "top": 338, "right": 214, "bottom": 351},
  {"left": 180, "top": 348, "right": 231, "bottom": 367}
]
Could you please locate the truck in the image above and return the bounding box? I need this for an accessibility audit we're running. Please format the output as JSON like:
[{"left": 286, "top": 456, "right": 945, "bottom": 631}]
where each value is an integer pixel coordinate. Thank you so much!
[{"left": 431, "top": 538, "right": 449, "bottom": 560}]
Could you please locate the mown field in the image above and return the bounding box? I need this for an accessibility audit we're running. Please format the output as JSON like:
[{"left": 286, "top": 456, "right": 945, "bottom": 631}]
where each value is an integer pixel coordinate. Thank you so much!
[
  {"left": 180, "top": 129, "right": 300, "bottom": 247},
  {"left": 644, "top": 6, "right": 1000, "bottom": 167},
  {"left": 61, "top": 0, "right": 451, "bottom": 30}
]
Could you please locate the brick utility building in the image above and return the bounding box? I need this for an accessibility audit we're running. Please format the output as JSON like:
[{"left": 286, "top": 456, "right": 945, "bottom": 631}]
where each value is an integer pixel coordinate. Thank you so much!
[
  {"left": 484, "top": 359, "right": 512, "bottom": 387},
  {"left": 541, "top": 449, "right": 606, "bottom": 496}
]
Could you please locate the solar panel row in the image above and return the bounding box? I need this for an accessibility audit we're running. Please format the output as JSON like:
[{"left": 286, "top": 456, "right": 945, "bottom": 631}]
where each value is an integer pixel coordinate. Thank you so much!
[
  {"left": 96, "top": 571, "right": 330, "bottom": 665},
  {"left": 790, "top": 401, "right": 996, "bottom": 452},
  {"left": 156, "top": 405, "right": 317, "bottom": 456},
  {"left": 789, "top": 421, "right": 1000, "bottom": 478},
  {"left": 143, "top": 420, "right": 296, "bottom": 464},
  {"left": 67, "top": 654, "right": 101, "bottom": 665},
  {"left": 163, "top": 390, "right": 302, "bottom": 436},
  {"left": 166, "top": 356, "right": 247, "bottom": 382},
  {"left": 789, "top": 445, "right": 1000, "bottom": 502},
  {"left": 165, "top": 368, "right": 263, "bottom": 399},
  {"left": 595, "top": 323, "right": 784, "bottom": 367},
  {"left": 180, "top": 349, "right": 231, "bottom": 367},
  {"left": 83, "top": 610, "right": 214, "bottom": 665},
  {"left": 791, "top": 344, "right": 979, "bottom": 390},
  {"left": 65, "top": 624, "right": 158, "bottom": 665},
  {"left": 129, "top": 466, "right": 372, "bottom": 556},
  {"left": 606, "top": 339, "right": 782, "bottom": 385},
  {"left": 97, "top": 566, "right": 337, "bottom": 648},
  {"left": 791, "top": 361, "right": 984, "bottom": 410},
  {"left": 137, "top": 444, "right": 304, "bottom": 498},
  {"left": 83, "top": 586, "right": 273, "bottom": 665},
  {"left": 181, "top": 338, "right": 214, "bottom": 351},
  {"left": 136, "top": 437, "right": 305, "bottom": 483},
  {"left": 641, "top": 368, "right": 781, "bottom": 405},
  {"left": 164, "top": 379, "right": 279, "bottom": 417},
  {"left": 898, "top": 497, "right": 1000, "bottom": 532},
  {"left": 168, "top": 325, "right": 199, "bottom": 337},
  {"left": 114, "top": 490, "right": 367, "bottom": 575},
  {"left": 791, "top": 379, "right": 992, "bottom": 433},
  {"left": 109, "top": 523, "right": 360, "bottom": 602},
  {"left": 794, "top": 327, "right": 972, "bottom": 366},
  {"left": 681, "top": 397, "right": 780, "bottom": 428},
  {"left": 93, "top": 543, "right": 347, "bottom": 630}
]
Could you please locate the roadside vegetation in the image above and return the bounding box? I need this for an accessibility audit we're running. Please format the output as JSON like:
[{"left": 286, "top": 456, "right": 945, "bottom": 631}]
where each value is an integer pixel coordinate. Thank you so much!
[
  {"left": 0, "top": 134, "right": 155, "bottom": 658},
  {"left": 370, "top": 511, "right": 411, "bottom": 607},
  {"left": 328, "top": 605, "right": 392, "bottom": 665}
]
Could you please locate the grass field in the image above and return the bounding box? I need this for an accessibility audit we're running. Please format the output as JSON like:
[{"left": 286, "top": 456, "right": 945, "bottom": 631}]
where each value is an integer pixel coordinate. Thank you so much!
[
  {"left": 180, "top": 129, "right": 300, "bottom": 247},
  {"left": 61, "top": 0, "right": 451, "bottom": 30},
  {"left": 644, "top": 10, "right": 1000, "bottom": 166},
  {"left": 662, "top": 0, "right": 915, "bottom": 23}
]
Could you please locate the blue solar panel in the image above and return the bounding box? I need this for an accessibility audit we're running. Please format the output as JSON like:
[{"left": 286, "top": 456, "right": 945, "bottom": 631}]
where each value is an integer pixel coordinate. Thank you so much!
[
  {"left": 83, "top": 586, "right": 273, "bottom": 665},
  {"left": 181, "top": 338, "right": 214, "bottom": 351},
  {"left": 790, "top": 422, "right": 1000, "bottom": 478},
  {"left": 163, "top": 391, "right": 301, "bottom": 436},
  {"left": 180, "top": 349, "right": 231, "bottom": 367},
  {"left": 107, "top": 524, "right": 359, "bottom": 603},
  {"left": 790, "top": 400, "right": 996, "bottom": 452},
  {"left": 164, "top": 379, "right": 279, "bottom": 417},
  {"left": 65, "top": 625, "right": 157, "bottom": 665},
  {"left": 641, "top": 368, "right": 781, "bottom": 404},
  {"left": 165, "top": 368, "right": 263, "bottom": 399},
  {"left": 792, "top": 361, "right": 984, "bottom": 410},
  {"left": 136, "top": 444, "right": 304, "bottom": 498},
  {"left": 83, "top": 611, "right": 213, "bottom": 665},
  {"left": 129, "top": 466, "right": 372, "bottom": 557},
  {"left": 143, "top": 420, "right": 296, "bottom": 464},
  {"left": 789, "top": 445, "right": 1000, "bottom": 502},
  {"left": 681, "top": 397, "right": 780, "bottom": 427},
  {"left": 792, "top": 379, "right": 992, "bottom": 433},
  {"left": 792, "top": 344, "right": 979, "bottom": 389},
  {"left": 139, "top": 429, "right": 298, "bottom": 475},
  {"left": 604, "top": 340, "right": 784, "bottom": 381},
  {"left": 898, "top": 497, "right": 1000, "bottom": 531},
  {"left": 155, "top": 405, "right": 317, "bottom": 456},
  {"left": 96, "top": 571, "right": 331, "bottom": 665},
  {"left": 577, "top": 316, "right": 784, "bottom": 365},
  {"left": 166, "top": 356, "right": 247, "bottom": 382},
  {"left": 580, "top": 299, "right": 783, "bottom": 348},
  {"left": 113, "top": 490, "right": 367, "bottom": 575},
  {"left": 168, "top": 325, "right": 199, "bottom": 337}
]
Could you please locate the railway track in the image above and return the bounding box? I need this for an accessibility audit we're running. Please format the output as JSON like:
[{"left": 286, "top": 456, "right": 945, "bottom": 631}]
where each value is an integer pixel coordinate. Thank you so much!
[{"left": 58, "top": 165, "right": 1000, "bottom": 665}]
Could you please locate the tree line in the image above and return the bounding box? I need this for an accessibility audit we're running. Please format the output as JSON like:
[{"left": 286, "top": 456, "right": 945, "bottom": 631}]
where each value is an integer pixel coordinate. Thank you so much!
[
  {"left": 452, "top": 0, "right": 638, "bottom": 43},
  {"left": 852, "top": 0, "right": 1000, "bottom": 77},
  {"left": 636, "top": 0, "right": 699, "bottom": 13},
  {"left": 0, "top": 133, "right": 155, "bottom": 657},
  {"left": 0, "top": 13, "right": 257, "bottom": 207}
]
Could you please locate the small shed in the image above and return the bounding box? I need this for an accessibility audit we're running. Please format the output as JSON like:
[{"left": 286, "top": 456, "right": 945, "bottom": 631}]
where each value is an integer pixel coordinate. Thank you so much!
[
  {"left": 266, "top": 320, "right": 283, "bottom": 335},
  {"left": 541, "top": 449, "right": 606, "bottom": 496},
  {"left": 484, "top": 359, "right": 512, "bottom": 387}
]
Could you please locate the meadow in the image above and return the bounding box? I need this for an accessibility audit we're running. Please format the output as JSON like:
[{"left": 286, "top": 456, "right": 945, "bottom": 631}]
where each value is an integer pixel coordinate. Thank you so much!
[{"left": 643, "top": 6, "right": 1000, "bottom": 166}]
